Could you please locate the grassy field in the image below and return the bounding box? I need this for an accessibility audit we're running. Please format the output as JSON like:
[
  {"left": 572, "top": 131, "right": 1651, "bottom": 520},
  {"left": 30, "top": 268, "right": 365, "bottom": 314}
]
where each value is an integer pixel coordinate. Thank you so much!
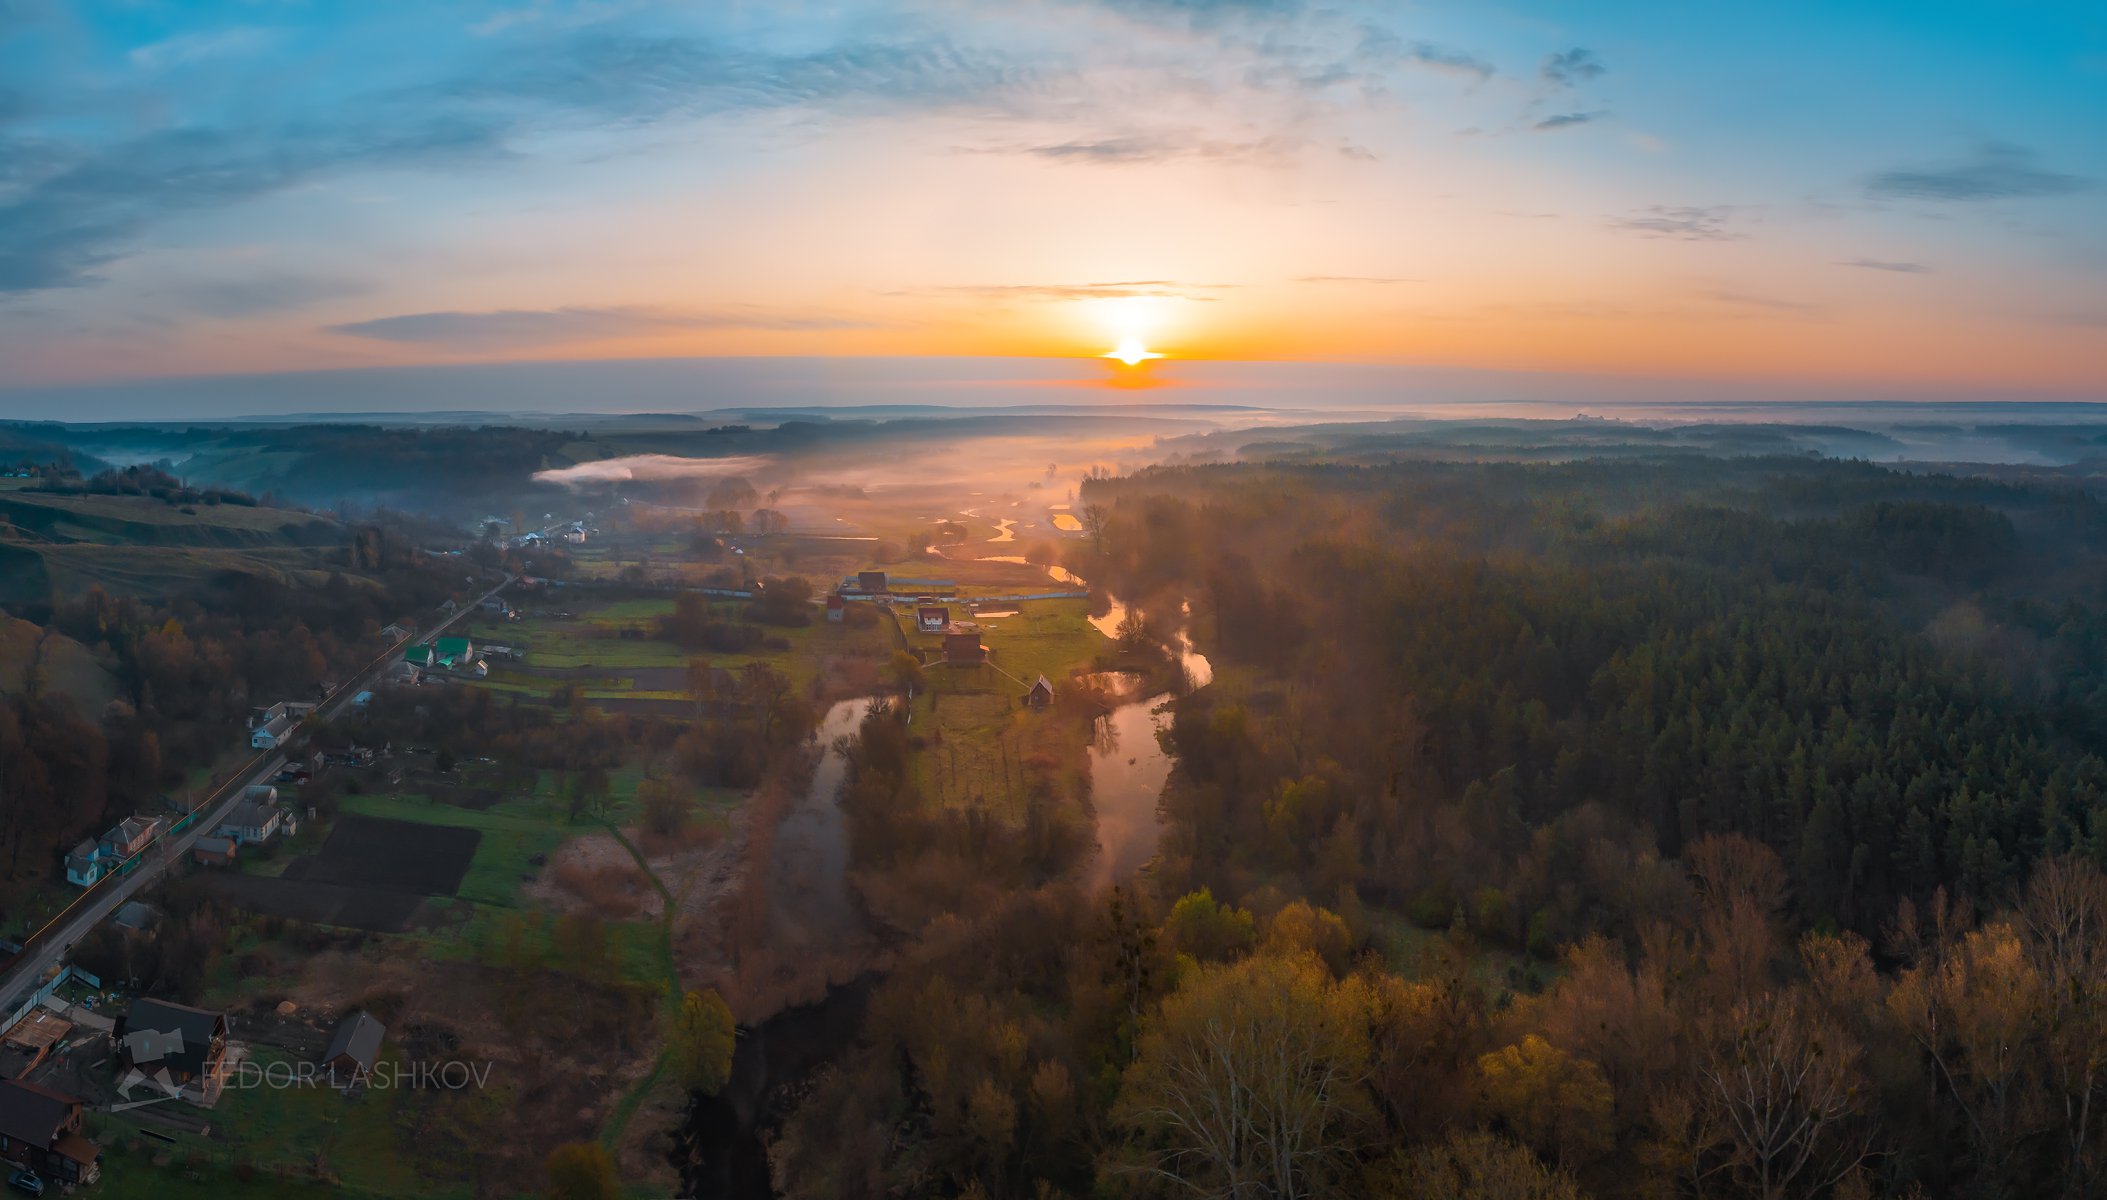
[
  {"left": 89, "top": 1045, "right": 499, "bottom": 1200},
  {"left": 0, "top": 490, "right": 343, "bottom": 541},
  {"left": 336, "top": 794, "right": 569, "bottom": 908},
  {"left": 900, "top": 597, "right": 1108, "bottom": 818},
  {"left": 459, "top": 592, "right": 892, "bottom": 697},
  {"left": 913, "top": 597, "right": 1105, "bottom": 690}
]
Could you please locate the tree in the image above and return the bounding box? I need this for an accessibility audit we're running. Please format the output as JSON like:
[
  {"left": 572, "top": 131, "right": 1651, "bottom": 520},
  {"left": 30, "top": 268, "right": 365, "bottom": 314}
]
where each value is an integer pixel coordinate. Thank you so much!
[
  {"left": 1162, "top": 887, "right": 1255, "bottom": 963},
  {"left": 2019, "top": 856, "right": 2107, "bottom": 1198},
  {"left": 1887, "top": 920, "right": 2050, "bottom": 1187},
  {"left": 639, "top": 777, "right": 691, "bottom": 838},
  {"left": 1080, "top": 502, "right": 1110, "bottom": 554},
  {"left": 1376, "top": 1131, "right": 1584, "bottom": 1200},
  {"left": 1476, "top": 1035, "right": 1615, "bottom": 1168},
  {"left": 1112, "top": 951, "right": 1374, "bottom": 1199},
  {"left": 1669, "top": 988, "right": 1873, "bottom": 1200},
  {"left": 887, "top": 650, "right": 925, "bottom": 697},
  {"left": 545, "top": 1141, "right": 619, "bottom": 1200},
  {"left": 1262, "top": 899, "right": 1353, "bottom": 977},
  {"left": 669, "top": 987, "right": 738, "bottom": 1094}
]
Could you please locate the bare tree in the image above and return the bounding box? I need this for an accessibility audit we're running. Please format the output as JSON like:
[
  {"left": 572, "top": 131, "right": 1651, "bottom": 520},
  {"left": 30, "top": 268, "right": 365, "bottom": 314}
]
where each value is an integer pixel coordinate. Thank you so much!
[
  {"left": 1670, "top": 988, "right": 1874, "bottom": 1200},
  {"left": 2020, "top": 856, "right": 2107, "bottom": 1198}
]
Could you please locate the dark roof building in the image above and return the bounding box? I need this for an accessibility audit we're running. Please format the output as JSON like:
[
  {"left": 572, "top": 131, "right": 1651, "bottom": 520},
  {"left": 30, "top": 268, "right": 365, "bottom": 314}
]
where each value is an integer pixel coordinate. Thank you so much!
[
  {"left": 0, "top": 1079, "right": 99, "bottom": 1186},
  {"left": 324, "top": 1012, "right": 386, "bottom": 1085},
  {"left": 117, "top": 998, "right": 228, "bottom": 1084},
  {"left": 942, "top": 622, "right": 987, "bottom": 665}
]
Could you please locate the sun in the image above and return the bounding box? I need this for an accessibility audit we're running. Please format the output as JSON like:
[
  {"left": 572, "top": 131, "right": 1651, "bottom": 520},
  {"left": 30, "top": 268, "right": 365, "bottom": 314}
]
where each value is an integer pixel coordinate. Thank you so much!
[{"left": 1105, "top": 337, "right": 1161, "bottom": 367}]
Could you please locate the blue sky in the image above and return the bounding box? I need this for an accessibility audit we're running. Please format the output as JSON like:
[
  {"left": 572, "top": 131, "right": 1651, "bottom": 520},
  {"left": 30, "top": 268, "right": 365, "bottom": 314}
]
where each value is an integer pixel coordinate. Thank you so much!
[{"left": 0, "top": 0, "right": 2102, "bottom": 410}]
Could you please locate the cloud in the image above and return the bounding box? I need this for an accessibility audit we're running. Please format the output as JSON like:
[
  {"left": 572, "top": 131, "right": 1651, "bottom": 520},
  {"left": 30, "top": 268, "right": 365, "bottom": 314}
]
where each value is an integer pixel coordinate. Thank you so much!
[
  {"left": 1091, "top": 0, "right": 1306, "bottom": 30},
  {"left": 1295, "top": 275, "right": 1416, "bottom": 284},
  {"left": 534, "top": 453, "right": 775, "bottom": 489},
  {"left": 1353, "top": 30, "right": 1493, "bottom": 80},
  {"left": 1838, "top": 258, "right": 1930, "bottom": 274},
  {"left": 1400, "top": 41, "right": 1494, "bottom": 79},
  {"left": 1533, "top": 111, "right": 1604, "bottom": 132},
  {"left": 128, "top": 28, "right": 273, "bottom": 70},
  {"left": 1607, "top": 205, "right": 1741, "bottom": 241},
  {"left": 0, "top": 119, "right": 509, "bottom": 291},
  {"left": 1, "top": 30, "right": 1044, "bottom": 294},
  {"left": 326, "top": 306, "right": 877, "bottom": 350},
  {"left": 1701, "top": 289, "right": 1827, "bottom": 318},
  {"left": 171, "top": 275, "right": 372, "bottom": 318},
  {"left": 465, "top": 32, "right": 1043, "bottom": 124},
  {"left": 1541, "top": 48, "right": 1605, "bottom": 88},
  {"left": 924, "top": 280, "right": 1228, "bottom": 301},
  {"left": 1018, "top": 132, "right": 1295, "bottom": 164},
  {"left": 1866, "top": 143, "right": 2088, "bottom": 202}
]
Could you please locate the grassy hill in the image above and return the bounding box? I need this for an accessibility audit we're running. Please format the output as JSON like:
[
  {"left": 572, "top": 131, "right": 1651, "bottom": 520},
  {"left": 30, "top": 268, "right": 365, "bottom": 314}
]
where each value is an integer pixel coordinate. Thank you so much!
[
  {"left": 0, "top": 614, "right": 118, "bottom": 709},
  {"left": 0, "top": 491, "right": 342, "bottom": 548},
  {"left": 0, "top": 491, "right": 351, "bottom": 604}
]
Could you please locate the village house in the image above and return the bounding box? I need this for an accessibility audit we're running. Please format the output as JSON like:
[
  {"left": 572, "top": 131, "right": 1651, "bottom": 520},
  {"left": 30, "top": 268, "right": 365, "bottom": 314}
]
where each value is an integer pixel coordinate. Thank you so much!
[
  {"left": 100, "top": 815, "right": 164, "bottom": 860},
  {"left": 116, "top": 998, "right": 230, "bottom": 1107},
  {"left": 857, "top": 569, "right": 888, "bottom": 594},
  {"left": 62, "top": 840, "right": 104, "bottom": 887},
  {"left": 250, "top": 711, "right": 296, "bottom": 750},
  {"left": 191, "top": 836, "right": 238, "bottom": 868},
  {"left": 0, "top": 1079, "right": 100, "bottom": 1188},
  {"left": 323, "top": 1012, "right": 386, "bottom": 1089},
  {"left": 213, "top": 799, "right": 284, "bottom": 846},
  {"left": 942, "top": 622, "right": 988, "bottom": 666},
  {"left": 406, "top": 637, "right": 486, "bottom": 676},
  {"left": 1023, "top": 675, "right": 1055, "bottom": 709},
  {"left": 916, "top": 605, "right": 950, "bottom": 634},
  {"left": 825, "top": 594, "right": 845, "bottom": 623},
  {"left": 377, "top": 621, "right": 415, "bottom": 642}
]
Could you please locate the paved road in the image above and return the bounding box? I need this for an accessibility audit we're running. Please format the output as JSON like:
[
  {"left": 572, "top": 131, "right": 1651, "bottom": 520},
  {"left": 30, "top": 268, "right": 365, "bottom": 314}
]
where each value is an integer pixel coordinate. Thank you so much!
[{"left": 0, "top": 572, "right": 514, "bottom": 1009}]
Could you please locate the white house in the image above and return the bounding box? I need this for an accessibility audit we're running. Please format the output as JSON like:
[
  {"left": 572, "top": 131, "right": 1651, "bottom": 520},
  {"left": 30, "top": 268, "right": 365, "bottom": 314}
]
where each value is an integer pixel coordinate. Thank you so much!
[
  {"left": 215, "top": 800, "right": 284, "bottom": 846},
  {"left": 251, "top": 714, "right": 295, "bottom": 750},
  {"left": 64, "top": 840, "right": 104, "bottom": 888}
]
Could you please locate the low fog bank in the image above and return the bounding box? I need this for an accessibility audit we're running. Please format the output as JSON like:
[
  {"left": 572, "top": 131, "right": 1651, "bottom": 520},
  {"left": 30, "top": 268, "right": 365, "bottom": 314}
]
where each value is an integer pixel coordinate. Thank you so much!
[{"left": 11, "top": 388, "right": 2107, "bottom": 527}]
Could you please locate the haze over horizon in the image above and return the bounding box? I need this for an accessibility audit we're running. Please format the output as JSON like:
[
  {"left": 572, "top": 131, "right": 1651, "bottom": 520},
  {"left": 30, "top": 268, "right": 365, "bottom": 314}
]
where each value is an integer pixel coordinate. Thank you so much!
[{"left": 3, "top": 1, "right": 2103, "bottom": 414}]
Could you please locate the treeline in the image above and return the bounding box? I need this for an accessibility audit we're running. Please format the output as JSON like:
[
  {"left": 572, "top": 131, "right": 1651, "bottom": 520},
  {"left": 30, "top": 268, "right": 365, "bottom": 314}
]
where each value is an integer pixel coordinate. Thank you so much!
[
  {"left": 764, "top": 454, "right": 2107, "bottom": 1198},
  {"left": 32, "top": 463, "right": 255, "bottom": 507},
  {"left": 777, "top": 845, "right": 2107, "bottom": 1199}
]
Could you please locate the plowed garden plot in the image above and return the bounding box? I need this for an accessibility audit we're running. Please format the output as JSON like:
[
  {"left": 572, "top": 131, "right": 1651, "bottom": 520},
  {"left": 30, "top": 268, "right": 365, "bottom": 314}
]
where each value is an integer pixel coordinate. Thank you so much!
[
  {"left": 211, "top": 816, "right": 481, "bottom": 932},
  {"left": 283, "top": 815, "right": 480, "bottom": 894},
  {"left": 207, "top": 875, "right": 434, "bottom": 932}
]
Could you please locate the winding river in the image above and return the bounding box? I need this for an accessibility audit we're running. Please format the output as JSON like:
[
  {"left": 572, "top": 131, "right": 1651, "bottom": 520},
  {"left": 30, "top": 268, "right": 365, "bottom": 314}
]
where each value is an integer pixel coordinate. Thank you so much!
[{"left": 766, "top": 696, "right": 878, "bottom": 949}]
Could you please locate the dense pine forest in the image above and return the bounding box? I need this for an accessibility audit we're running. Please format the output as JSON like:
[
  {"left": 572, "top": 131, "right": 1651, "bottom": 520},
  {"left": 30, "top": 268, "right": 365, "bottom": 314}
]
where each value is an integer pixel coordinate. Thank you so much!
[{"left": 781, "top": 454, "right": 2107, "bottom": 1200}]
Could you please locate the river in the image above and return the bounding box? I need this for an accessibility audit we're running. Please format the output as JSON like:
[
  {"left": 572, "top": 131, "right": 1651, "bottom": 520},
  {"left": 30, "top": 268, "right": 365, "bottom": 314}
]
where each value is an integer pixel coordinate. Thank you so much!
[
  {"left": 679, "top": 573, "right": 1206, "bottom": 1194},
  {"left": 765, "top": 696, "right": 877, "bottom": 950}
]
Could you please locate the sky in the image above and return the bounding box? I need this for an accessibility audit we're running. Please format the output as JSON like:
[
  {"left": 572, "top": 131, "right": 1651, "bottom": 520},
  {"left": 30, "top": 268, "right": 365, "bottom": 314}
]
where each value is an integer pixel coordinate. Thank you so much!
[{"left": 0, "top": 0, "right": 2103, "bottom": 413}]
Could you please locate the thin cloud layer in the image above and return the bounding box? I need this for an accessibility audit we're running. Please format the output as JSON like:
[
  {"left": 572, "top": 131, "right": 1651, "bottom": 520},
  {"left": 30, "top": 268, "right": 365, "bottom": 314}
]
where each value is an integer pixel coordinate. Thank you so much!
[
  {"left": 1608, "top": 205, "right": 1742, "bottom": 241},
  {"left": 328, "top": 307, "right": 877, "bottom": 350},
  {"left": 1867, "top": 143, "right": 2089, "bottom": 202}
]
